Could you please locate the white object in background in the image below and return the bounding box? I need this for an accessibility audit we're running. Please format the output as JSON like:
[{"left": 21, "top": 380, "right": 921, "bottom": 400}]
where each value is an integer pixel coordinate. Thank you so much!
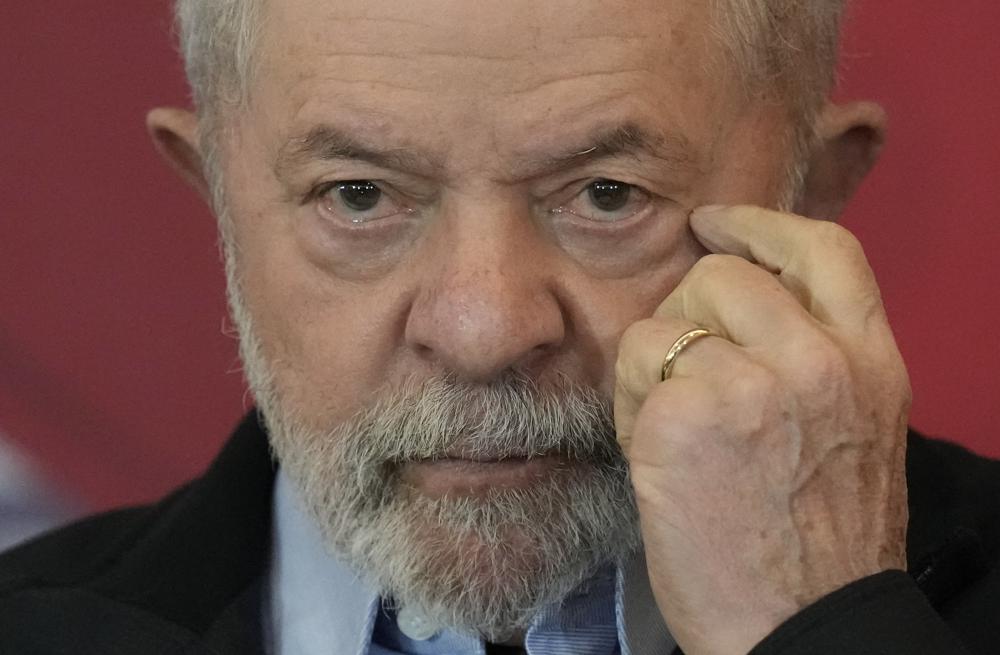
[{"left": 0, "top": 433, "right": 78, "bottom": 552}]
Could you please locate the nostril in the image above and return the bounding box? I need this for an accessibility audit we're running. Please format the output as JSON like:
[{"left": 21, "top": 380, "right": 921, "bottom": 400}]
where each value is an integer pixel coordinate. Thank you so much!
[{"left": 411, "top": 341, "right": 435, "bottom": 360}]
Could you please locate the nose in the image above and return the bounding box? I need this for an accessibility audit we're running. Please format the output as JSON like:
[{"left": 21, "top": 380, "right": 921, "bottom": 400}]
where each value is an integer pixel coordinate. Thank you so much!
[{"left": 404, "top": 205, "right": 566, "bottom": 382}]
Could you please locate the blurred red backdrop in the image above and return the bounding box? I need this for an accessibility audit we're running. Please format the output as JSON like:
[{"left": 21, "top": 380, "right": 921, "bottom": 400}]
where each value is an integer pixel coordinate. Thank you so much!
[{"left": 1, "top": 1, "right": 998, "bottom": 511}]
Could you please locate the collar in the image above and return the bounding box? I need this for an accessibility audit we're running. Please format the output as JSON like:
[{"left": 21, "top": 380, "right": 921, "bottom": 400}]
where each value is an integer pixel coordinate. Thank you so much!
[{"left": 269, "top": 471, "right": 676, "bottom": 655}]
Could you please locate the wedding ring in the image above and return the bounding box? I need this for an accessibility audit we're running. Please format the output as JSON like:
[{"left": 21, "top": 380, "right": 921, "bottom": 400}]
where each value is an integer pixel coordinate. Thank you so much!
[{"left": 661, "top": 328, "right": 714, "bottom": 381}]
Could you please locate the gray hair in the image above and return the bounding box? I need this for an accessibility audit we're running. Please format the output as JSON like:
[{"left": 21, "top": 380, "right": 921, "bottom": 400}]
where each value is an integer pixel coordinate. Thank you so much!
[
  {"left": 175, "top": 0, "right": 846, "bottom": 120},
  {"left": 713, "top": 0, "right": 848, "bottom": 206},
  {"left": 714, "top": 0, "right": 846, "bottom": 114},
  {"left": 175, "top": 0, "right": 261, "bottom": 119}
]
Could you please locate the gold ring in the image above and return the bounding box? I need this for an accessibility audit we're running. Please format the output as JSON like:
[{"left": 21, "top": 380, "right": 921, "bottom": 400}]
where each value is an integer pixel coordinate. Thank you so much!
[{"left": 661, "top": 328, "right": 714, "bottom": 381}]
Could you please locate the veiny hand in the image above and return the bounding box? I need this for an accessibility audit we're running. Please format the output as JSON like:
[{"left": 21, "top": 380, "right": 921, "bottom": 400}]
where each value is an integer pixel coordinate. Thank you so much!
[{"left": 614, "top": 205, "right": 911, "bottom": 655}]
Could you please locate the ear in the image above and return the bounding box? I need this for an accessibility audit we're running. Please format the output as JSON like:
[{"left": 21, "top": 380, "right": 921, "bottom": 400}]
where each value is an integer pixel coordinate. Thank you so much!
[
  {"left": 795, "top": 101, "right": 886, "bottom": 221},
  {"left": 146, "top": 107, "right": 212, "bottom": 204}
]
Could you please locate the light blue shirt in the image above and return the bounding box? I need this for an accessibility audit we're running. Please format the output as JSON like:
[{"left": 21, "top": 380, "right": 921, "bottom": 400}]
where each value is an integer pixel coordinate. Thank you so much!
[{"left": 268, "top": 472, "right": 676, "bottom": 655}]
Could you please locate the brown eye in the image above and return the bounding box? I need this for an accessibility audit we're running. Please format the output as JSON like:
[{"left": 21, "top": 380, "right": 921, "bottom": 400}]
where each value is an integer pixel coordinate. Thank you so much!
[{"left": 587, "top": 179, "right": 631, "bottom": 212}]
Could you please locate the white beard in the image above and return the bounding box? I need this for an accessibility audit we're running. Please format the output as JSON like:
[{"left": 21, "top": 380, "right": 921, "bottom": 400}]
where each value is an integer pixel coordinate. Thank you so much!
[{"left": 225, "top": 260, "right": 640, "bottom": 641}]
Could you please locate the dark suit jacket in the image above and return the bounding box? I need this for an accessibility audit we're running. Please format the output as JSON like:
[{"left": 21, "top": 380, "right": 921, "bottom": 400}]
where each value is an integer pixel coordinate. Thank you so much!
[{"left": 1, "top": 411, "right": 998, "bottom": 654}]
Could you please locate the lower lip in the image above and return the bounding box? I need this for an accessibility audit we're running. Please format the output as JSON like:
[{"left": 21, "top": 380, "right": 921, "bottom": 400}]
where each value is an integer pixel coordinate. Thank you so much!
[{"left": 399, "top": 456, "right": 565, "bottom": 497}]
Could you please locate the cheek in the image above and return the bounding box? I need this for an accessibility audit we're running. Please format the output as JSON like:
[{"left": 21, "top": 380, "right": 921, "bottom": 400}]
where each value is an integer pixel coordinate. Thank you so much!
[
  {"left": 233, "top": 218, "right": 409, "bottom": 426},
  {"left": 296, "top": 199, "right": 424, "bottom": 283},
  {"left": 221, "top": 155, "right": 413, "bottom": 424}
]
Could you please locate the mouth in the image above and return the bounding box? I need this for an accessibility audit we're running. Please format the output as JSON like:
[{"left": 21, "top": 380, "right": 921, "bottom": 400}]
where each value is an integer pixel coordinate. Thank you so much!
[{"left": 398, "top": 454, "right": 568, "bottom": 498}]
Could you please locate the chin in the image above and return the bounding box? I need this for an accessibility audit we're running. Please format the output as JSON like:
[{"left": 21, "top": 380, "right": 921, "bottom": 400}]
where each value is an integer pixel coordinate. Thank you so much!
[
  {"left": 316, "top": 467, "right": 641, "bottom": 639},
  {"left": 257, "top": 364, "right": 640, "bottom": 634}
]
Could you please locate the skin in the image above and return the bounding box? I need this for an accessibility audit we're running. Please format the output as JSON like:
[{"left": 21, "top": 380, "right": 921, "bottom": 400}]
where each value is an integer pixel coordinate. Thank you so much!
[{"left": 149, "top": 0, "right": 908, "bottom": 652}]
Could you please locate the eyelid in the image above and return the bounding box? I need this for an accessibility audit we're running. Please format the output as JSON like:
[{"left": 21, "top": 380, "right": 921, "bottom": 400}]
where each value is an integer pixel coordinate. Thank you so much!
[
  {"left": 306, "top": 179, "right": 378, "bottom": 203},
  {"left": 302, "top": 180, "right": 338, "bottom": 205},
  {"left": 310, "top": 177, "right": 439, "bottom": 209},
  {"left": 296, "top": 157, "right": 435, "bottom": 195}
]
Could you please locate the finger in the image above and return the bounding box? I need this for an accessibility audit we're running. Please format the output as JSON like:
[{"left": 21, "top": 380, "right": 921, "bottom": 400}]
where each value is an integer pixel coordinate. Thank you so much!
[
  {"left": 616, "top": 317, "right": 737, "bottom": 398},
  {"left": 655, "top": 253, "right": 827, "bottom": 350},
  {"left": 614, "top": 316, "right": 745, "bottom": 451},
  {"left": 689, "top": 205, "right": 885, "bottom": 332},
  {"left": 625, "top": 376, "right": 719, "bottom": 473}
]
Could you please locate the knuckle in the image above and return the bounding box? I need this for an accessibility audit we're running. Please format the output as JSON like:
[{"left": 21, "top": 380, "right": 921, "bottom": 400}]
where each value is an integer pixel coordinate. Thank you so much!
[
  {"left": 807, "top": 222, "right": 885, "bottom": 307},
  {"left": 689, "top": 253, "right": 743, "bottom": 282},
  {"left": 730, "top": 362, "right": 783, "bottom": 408},
  {"left": 807, "top": 338, "right": 852, "bottom": 381},
  {"left": 794, "top": 335, "right": 854, "bottom": 399},
  {"left": 810, "top": 220, "right": 863, "bottom": 255},
  {"left": 804, "top": 222, "right": 872, "bottom": 274},
  {"left": 718, "top": 363, "right": 787, "bottom": 441},
  {"left": 687, "top": 253, "right": 752, "bottom": 296}
]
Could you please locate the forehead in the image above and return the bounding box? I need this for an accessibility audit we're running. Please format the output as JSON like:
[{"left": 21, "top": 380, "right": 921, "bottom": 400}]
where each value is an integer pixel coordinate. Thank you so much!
[
  {"left": 252, "top": 0, "right": 737, "bottom": 168},
  {"left": 262, "top": 0, "right": 707, "bottom": 66}
]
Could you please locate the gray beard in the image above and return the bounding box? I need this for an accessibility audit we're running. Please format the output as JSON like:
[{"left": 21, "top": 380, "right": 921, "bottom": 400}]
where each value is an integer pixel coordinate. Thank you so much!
[
  {"left": 261, "top": 372, "right": 641, "bottom": 641},
  {"left": 224, "top": 255, "right": 640, "bottom": 639}
]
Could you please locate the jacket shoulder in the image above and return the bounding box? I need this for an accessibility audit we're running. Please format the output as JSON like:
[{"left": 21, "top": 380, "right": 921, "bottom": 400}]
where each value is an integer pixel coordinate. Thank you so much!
[
  {"left": 0, "top": 412, "right": 274, "bottom": 653},
  {"left": 906, "top": 432, "right": 1000, "bottom": 562},
  {"left": 0, "top": 487, "right": 186, "bottom": 596}
]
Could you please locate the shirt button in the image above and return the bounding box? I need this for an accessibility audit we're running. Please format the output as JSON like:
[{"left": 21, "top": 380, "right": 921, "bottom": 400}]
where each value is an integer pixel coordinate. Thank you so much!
[{"left": 397, "top": 605, "right": 440, "bottom": 641}]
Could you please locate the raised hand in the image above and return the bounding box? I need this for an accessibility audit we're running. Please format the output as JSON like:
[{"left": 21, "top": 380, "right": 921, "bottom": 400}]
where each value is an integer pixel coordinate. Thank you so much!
[{"left": 614, "top": 205, "right": 911, "bottom": 655}]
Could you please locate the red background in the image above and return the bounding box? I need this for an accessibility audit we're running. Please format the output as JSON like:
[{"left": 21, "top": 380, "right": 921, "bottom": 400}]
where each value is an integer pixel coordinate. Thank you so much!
[{"left": 1, "top": 2, "right": 998, "bottom": 511}]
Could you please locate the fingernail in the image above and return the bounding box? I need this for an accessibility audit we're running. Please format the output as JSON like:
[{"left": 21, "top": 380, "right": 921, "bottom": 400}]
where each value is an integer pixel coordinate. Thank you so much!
[{"left": 694, "top": 204, "right": 727, "bottom": 214}]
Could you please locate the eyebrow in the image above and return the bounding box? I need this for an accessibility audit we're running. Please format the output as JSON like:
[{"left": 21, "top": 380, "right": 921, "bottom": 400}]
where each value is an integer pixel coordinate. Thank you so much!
[
  {"left": 275, "top": 125, "right": 443, "bottom": 179},
  {"left": 515, "top": 122, "right": 699, "bottom": 179},
  {"left": 275, "top": 120, "right": 698, "bottom": 181}
]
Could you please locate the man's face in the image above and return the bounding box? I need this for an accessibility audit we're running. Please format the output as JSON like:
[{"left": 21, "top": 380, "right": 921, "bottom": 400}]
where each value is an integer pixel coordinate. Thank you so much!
[{"left": 216, "top": 0, "right": 793, "bottom": 637}]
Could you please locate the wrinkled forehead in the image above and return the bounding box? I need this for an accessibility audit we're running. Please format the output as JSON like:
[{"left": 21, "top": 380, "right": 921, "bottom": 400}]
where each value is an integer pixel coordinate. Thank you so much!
[
  {"left": 259, "top": 0, "right": 712, "bottom": 64},
  {"left": 243, "top": 0, "right": 746, "bottom": 174},
  {"left": 256, "top": 0, "right": 728, "bottom": 103}
]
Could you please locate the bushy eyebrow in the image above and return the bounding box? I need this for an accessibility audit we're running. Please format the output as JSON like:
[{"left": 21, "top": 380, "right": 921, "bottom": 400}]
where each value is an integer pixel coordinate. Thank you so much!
[{"left": 274, "top": 120, "right": 698, "bottom": 180}]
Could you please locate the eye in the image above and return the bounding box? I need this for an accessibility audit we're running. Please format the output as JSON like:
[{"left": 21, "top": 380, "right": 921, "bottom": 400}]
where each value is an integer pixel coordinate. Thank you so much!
[
  {"left": 589, "top": 179, "right": 632, "bottom": 211},
  {"left": 552, "top": 179, "right": 650, "bottom": 223},
  {"left": 315, "top": 180, "right": 412, "bottom": 225}
]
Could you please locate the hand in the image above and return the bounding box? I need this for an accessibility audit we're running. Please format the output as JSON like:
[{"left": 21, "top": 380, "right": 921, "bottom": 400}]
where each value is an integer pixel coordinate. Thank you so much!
[{"left": 614, "top": 205, "right": 911, "bottom": 655}]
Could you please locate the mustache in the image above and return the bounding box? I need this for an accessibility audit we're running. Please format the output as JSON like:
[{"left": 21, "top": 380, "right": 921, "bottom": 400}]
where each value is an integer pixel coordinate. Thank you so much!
[{"left": 328, "top": 370, "right": 622, "bottom": 466}]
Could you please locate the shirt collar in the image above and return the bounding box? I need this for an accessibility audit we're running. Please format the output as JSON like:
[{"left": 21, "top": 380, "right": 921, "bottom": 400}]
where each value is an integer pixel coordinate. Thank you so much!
[{"left": 269, "top": 471, "right": 676, "bottom": 655}]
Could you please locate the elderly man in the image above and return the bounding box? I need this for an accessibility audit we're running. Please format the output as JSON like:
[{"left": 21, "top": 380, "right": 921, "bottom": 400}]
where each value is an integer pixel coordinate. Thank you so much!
[{"left": 1, "top": 0, "right": 997, "bottom": 653}]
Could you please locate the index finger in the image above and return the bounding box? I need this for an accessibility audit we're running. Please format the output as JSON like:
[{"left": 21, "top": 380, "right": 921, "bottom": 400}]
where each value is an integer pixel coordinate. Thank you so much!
[{"left": 689, "top": 205, "right": 886, "bottom": 332}]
